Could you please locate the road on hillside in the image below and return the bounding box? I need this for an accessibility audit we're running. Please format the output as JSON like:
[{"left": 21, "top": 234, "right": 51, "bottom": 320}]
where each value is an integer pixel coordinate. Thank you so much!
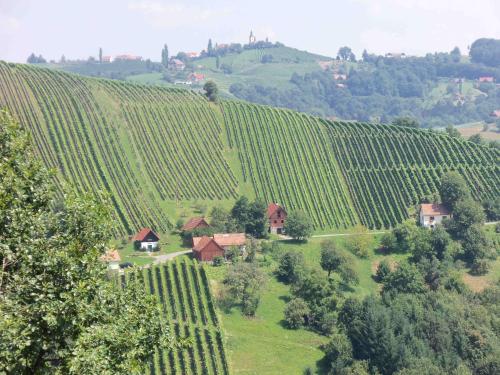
[{"left": 152, "top": 250, "right": 192, "bottom": 265}]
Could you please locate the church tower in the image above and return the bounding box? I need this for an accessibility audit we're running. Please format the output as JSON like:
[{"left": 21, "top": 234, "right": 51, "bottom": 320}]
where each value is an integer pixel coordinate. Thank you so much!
[{"left": 249, "top": 30, "right": 256, "bottom": 45}]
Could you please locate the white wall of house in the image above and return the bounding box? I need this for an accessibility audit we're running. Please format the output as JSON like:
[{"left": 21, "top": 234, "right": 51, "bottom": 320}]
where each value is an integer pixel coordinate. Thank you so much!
[
  {"left": 420, "top": 213, "right": 450, "bottom": 228},
  {"left": 140, "top": 241, "right": 158, "bottom": 251},
  {"left": 108, "top": 261, "right": 120, "bottom": 270}
]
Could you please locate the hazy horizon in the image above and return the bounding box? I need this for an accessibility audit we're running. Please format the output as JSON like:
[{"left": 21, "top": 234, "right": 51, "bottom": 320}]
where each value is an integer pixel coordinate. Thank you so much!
[{"left": 1, "top": 0, "right": 500, "bottom": 63}]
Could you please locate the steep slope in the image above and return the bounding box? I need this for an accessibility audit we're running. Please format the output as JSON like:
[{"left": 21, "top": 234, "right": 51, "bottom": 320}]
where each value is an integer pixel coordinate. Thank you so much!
[{"left": 0, "top": 62, "right": 498, "bottom": 235}]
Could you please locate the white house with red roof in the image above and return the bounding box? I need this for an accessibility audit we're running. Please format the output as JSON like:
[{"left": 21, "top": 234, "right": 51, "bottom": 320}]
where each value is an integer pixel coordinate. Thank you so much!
[
  {"left": 133, "top": 228, "right": 160, "bottom": 251},
  {"left": 419, "top": 204, "right": 452, "bottom": 228},
  {"left": 267, "top": 203, "right": 287, "bottom": 234}
]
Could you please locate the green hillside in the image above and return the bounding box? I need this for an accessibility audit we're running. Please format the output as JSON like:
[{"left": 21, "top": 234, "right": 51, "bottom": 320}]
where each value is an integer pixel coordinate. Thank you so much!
[
  {"left": 128, "top": 45, "right": 329, "bottom": 92},
  {"left": 0, "top": 61, "right": 498, "bottom": 236}
]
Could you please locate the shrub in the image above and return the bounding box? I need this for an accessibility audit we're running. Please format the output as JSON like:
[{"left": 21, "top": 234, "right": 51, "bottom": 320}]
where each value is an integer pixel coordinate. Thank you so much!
[
  {"left": 276, "top": 251, "right": 305, "bottom": 283},
  {"left": 470, "top": 259, "right": 490, "bottom": 275},
  {"left": 284, "top": 298, "right": 310, "bottom": 329},
  {"left": 376, "top": 260, "right": 391, "bottom": 282},
  {"left": 212, "top": 256, "right": 224, "bottom": 266}
]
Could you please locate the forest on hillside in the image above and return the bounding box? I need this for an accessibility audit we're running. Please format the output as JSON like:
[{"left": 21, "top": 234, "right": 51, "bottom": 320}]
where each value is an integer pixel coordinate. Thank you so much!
[{"left": 229, "top": 39, "right": 500, "bottom": 127}]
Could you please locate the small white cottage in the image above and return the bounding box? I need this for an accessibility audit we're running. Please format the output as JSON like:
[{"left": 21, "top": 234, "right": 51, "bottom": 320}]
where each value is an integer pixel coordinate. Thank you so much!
[
  {"left": 133, "top": 228, "right": 160, "bottom": 251},
  {"left": 419, "top": 203, "right": 451, "bottom": 228}
]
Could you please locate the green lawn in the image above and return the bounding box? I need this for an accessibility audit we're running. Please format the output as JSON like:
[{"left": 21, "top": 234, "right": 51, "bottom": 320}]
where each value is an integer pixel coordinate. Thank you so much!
[
  {"left": 204, "top": 233, "right": 409, "bottom": 374},
  {"left": 206, "top": 264, "right": 328, "bottom": 375},
  {"left": 116, "top": 231, "right": 190, "bottom": 266}
]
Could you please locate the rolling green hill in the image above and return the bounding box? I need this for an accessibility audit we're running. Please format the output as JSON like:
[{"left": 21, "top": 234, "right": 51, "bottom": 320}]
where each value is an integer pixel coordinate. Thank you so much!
[{"left": 0, "top": 61, "right": 498, "bottom": 236}]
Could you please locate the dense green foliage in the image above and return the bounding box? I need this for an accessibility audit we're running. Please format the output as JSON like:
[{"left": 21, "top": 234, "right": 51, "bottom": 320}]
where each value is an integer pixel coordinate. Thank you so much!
[
  {"left": 124, "top": 258, "right": 230, "bottom": 375},
  {"left": 229, "top": 40, "right": 500, "bottom": 127},
  {"left": 470, "top": 38, "right": 500, "bottom": 67},
  {"left": 0, "top": 62, "right": 498, "bottom": 235},
  {"left": 0, "top": 110, "right": 170, "bottom": 374}
]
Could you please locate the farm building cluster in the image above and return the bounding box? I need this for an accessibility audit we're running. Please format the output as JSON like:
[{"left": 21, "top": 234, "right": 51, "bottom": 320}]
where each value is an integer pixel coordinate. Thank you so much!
[{"left": 100, "top": 203, "right": 289, "bottom": 267}]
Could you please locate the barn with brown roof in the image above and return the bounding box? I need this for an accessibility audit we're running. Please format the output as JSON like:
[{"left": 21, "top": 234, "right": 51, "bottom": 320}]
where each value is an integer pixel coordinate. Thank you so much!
[
  {"left": 267, "top": 203, "right": 287, "bottom": 234},
  {"left": 192, "top": 236, "right": 225, "bottom": 261},
  {"left": 213, "top": 233, "right": 246, "bottom": 249},
  {"left": 182, "top": 217, "right": 210, "bottom": 231},
  {"left": 191, "top": 233, "right": 247, "bottom": 261}
]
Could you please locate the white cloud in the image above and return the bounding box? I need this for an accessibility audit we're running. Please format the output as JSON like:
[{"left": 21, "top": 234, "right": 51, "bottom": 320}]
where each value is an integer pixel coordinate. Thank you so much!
[{"left": 128, "top": 1, "right": 232, "bottom": 29}]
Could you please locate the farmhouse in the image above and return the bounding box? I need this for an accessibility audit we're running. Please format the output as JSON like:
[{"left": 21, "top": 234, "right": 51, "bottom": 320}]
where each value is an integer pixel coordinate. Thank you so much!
[
  {"left": 185, "top": 51, "right": 200, "bottom": 58},
  {"left": 133, "top": 228, "right": 160, "bottom": 251},
  {"left": 182, "top": 217, "right": 210, "bottom": 231},
  {"left": 100, "top": 249, "right": 121, "bottom": 270},
  {"left": 192, "top": 233, "right": 246, "bottom": 261},
  {"left": 170, "top": 58, "right": 185, "bottom": 71},
  {"left": 419, "top": 203, "right": 451, "bottom": 228},
  {"left": 192, "top": 236, "right": 225, "bottom": 261},
  {"left": 114, "top": 54, "right": 142, "bottom": 61},
  {"left": 490, "top": 109, "right": 500, "bottom": 119},
  {"left": 333, "top": 73, "right": 347, "bottom": 81},
  {"left": 213, "top": 233, "right": 246, "bottom": 250},
  {"left": 188, "top": 73, "right": 206, "bottom": 83},
  {"left": 268, "top": 203, "right": 287, "bottom": 234},
  {"left": 478, "top": 76, "right": 494, "bottom": 83}
]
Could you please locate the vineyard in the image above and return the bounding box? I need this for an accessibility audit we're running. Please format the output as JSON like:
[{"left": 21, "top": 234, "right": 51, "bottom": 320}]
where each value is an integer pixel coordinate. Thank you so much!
[
  {"left": 0, "top": 61, "right": 498, "bottom": 233},
  {"left": 121, "top": 257, "right": 230, "bottom": 375},
  {"left": 222, "top": 102, "right": 500, "bottom": 229},
  {"left": 0, "top": 62, "right": 237, "bottom": 236},
  {"left": 222, "top": 101, "right": 358, "bottom": 229},
  {"left": 326, "top": 121, "right": 499, "bottom": 228}
]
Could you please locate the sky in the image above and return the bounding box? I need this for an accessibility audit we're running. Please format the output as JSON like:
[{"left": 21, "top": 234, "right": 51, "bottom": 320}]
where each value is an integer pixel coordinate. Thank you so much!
[{"left": 1, "top": 0, "right": 500, "bottom": 63}]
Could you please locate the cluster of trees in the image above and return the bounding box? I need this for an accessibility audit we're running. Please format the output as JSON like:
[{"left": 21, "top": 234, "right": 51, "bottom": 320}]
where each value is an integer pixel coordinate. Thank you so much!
[
  {"left": 27, "top": 53, "right": 47, "bottom": 64},
  {"left": 200, "top": 38, "right": 284, "bottom": 59},
  {"left": 0, "top": 110, "right": 170, "bottom": 373},
  {"left": 276, "top": 241, "right": 363, "bottom": 334},
  {"left": 229, "top": 39, "right": 500, "bottom": 127},
  {"left": 470, "top": 38, "right": 500, "bottom": 67},
  {"left": 318, "top": 172, "right": 499, "bottom": 374},
  {"left": 180, "top": 196, "right": 268, "bottom": 243},
  {"left": 382, "top": 172, "right": 496, "bottom": 274}
]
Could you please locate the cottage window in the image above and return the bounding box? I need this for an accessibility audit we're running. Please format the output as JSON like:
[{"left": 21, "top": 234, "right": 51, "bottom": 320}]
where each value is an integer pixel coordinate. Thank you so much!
[
  {"left": 281, "top": 220, "right": 284, "bottom": 224},
  {"left": 277, "top": 212, "right": 281, "bottom": 218},
  {"left": 274, "top": 220, "right": 277, "bottom": 224},
  {"left": 430, "top": 216, "right": 435, "bottom": 221}
]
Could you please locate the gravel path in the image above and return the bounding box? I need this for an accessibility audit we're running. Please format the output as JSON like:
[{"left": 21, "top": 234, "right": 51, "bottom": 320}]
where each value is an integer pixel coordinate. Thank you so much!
[{"left": 152, "top": 250, "right": 192, "bottom": 265}]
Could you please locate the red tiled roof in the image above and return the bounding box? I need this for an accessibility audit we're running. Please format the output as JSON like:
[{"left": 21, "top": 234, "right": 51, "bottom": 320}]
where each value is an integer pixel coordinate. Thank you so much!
[
  {"left": 193, "top": 236, "right": 223, "bottom": 252},
  {"left": 213, "top": 233, "right": 246, "bottom": 247},
  {"left": 420, "top": 203, "right": 451, "bottom": 216},
  {"left": 182, "top": 217, "right": 209, "bottom": 231},
  {"left": 100, "top": 249, "right": 121, "bottom": 262},
  {"left": 267, "top": 203, "right": 285, "bottom": 218},
  {"left": 133, "top": 228, "right": 159, "bottom": 242}
]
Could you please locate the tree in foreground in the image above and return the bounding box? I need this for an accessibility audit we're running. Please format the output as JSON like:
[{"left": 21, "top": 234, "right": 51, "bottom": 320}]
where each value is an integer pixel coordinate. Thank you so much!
[
  {"left": 203, "top": 80, "right": 219, "bottom": 102},
  {"left": 284, "top": 209, "right": 313, "bottom": 241},
  {"left": 0, "top": 110, "right": 171, "bottom": 374}
]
